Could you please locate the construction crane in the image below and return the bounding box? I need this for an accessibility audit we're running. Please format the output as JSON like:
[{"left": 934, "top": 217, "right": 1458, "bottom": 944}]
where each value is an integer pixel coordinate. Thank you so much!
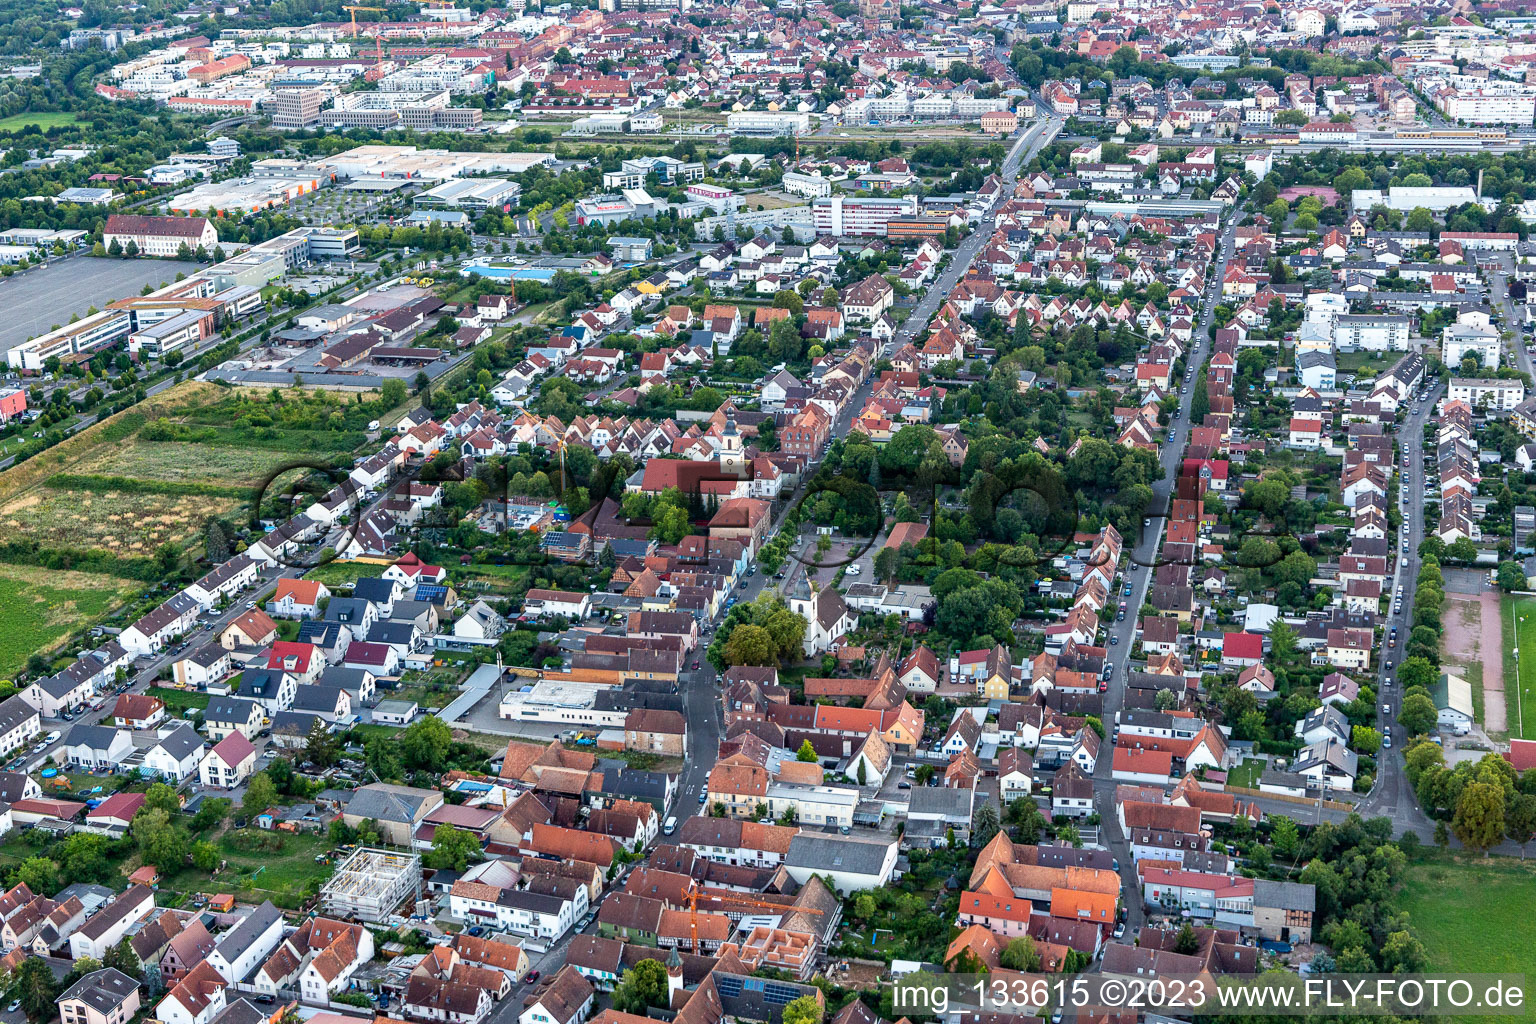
[
  {"left": 345, "top": 5, "right": 385, "bottom": 38},
  {"left": 683, "top": 882, "right": 822, "bottom": 955}
]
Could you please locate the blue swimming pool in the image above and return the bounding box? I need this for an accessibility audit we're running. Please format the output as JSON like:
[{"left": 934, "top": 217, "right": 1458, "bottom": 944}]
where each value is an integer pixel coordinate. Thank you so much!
[{"left": 462, "top": 264, "right": 557, "bottom": 281}]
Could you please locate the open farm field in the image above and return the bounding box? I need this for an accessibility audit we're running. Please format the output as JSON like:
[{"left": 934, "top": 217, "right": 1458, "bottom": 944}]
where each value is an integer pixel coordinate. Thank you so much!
[
  {"left": 0, "top": 487, "right": 241, "bottom": 555},
  {"left": 0, "top": 563, "right": 143, "bottom": 677}
]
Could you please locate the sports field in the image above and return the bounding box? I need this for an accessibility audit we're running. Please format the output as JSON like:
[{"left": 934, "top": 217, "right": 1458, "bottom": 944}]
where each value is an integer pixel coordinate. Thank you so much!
[
  {"left": 1502, "top": 596, "right": 1536, "bottom": 740},
  {"left": 0, "top": 112, "right": 80, "bottom": 132},
  {"left": 1401, "top": 855, "right": 1536, "bottom": 1024}
]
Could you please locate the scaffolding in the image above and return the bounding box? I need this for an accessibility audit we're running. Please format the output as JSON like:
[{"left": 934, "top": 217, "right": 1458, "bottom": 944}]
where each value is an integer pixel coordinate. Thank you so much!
[{"left": 320, "top": 847, "right": 422, "bottom": 923}]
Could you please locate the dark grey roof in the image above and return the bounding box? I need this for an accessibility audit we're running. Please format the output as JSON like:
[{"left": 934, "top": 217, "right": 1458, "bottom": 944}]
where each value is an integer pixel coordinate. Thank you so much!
[
  {"left": 0, "top": 771, "right": 30, "bottom": 803},
  {"left": 215, "top": 899, "right": 281, "bottom": 962},
  {"left": 351, "top": 577, "right": 398, "bottom": 603},
  {"left": 783, "top": 834, "right": 895, "bottom": 875},
  {"left": 324, "top": 597, "right": 374, "bottom": 624},
  {"left": 289, "top": 686, "right": 346, "bottom": 713},
  {"left": 367, "top": 621, "right": 417, "bottom": 645},
  {"left": 59, "top": 968, "right": 139, "bottom": 1013},
  {"left": 66, "top": 724, "right": 122, "bottom": 752},
  {"left": 208, "top": 1000, "right": 269, "bottom": 1024},
  {"left": 906, "top": 785, "right": 975, "bottom": 821},
  {"left": 154, "top": 724, "right": 205, "bottom": 760},
  {"left": 346, "top": 783, "right": 438, "bottom": 823},
  {"left": 0, "top": 695, "right": 38, "bottom": 735},
  {"left": 206, "top": 696, "right": 261, "bottom": 723},
  {"left": 319, "top": 666, "right": 373, "bottom": 691},
  {"left": 272, "top": 710, "right": 325, "bottom": 737},
  {"left": 1253, "top": 878, "right": 1315, "bottom": 912}
]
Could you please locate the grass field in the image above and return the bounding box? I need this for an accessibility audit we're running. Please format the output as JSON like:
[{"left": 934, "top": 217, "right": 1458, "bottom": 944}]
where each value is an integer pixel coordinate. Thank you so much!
[
  {"left": 0, "top": 563, "right": 143, "bottom": 677},
  {"left": 1502, "top": 595, "right": 1536, "bottom": 740},
  {"left": 146, "top": 687, "right": 211, "bottom": 713},
  {"left": 70, "top": 439, "right": 299, "bottom": 489},
  {"left": 303, "top": 560, "right": 391, "bottom": 588},
  {"left": 1400, "top": 855, "right": 1536, "bottom": 1024},
  {"left": 159, "top": 829, "right": 333, "bottom": 909},
  {"left": 1226, "top": 757, "right": 1264, "bottom": 790},
  {"left": 0, "top": 487, "right": 241, "bottom": 556},
  {"left": 0, "top": 112, "right": 80, "bottom": 132}
]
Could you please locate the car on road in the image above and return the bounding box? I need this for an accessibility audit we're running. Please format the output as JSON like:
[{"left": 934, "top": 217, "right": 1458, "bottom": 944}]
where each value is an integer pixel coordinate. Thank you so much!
[
  {"left": 897, "top": 781, "right": 911, "bottom": 789},
  {"left": 699, "top": 792, "right": 707, "bottom": 804},
  {"left": 1383, "top": 733, "right": 1392, "bottom": 749},
  {"left": 524, "top": 971, "right": 540, "bottom": 985},
  {"left": 1097, "top": 680, "right": 1108, "bottom": 692},
  {"left": 8, "top": 1001, "right": 21, "bottom": 1014},
  {"left": 1109, "top": 635, "right": 1119, "bottom": 645},
  {"left": 1123, "top": 585, "right": 1133, "bottom": 597}
]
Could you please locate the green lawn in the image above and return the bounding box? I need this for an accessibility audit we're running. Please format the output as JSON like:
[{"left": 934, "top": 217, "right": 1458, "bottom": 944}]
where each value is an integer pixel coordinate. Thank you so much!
[
  {"left": 159, "top": 829, "right": 334, "bottom": 909},
  {"left": 0, "top": 111, "right": 80, "bottom": 132},
  {"left": 0, "top": 564, "right": 143, "bottom": 678},
  {"left": 1226, "top": 757, "right": 1264, "bottom": 790},
  {"left": 303, "top": 559, "right": 390, "bottom": 588},
  {"left": 146, "top": 687, "right": 211, "bottom": 713},
  {"left": 1400, "top": 855, "right": 1536, "bottom": 1024},
  {"left": 1502, "top": 596, "right": 1536, "bottom": 740}
]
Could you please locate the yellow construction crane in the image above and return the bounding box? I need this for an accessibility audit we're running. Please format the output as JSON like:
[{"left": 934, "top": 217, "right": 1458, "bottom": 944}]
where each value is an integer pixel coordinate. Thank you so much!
[{"left": 344, "top": 5, "right": 385, "bottom": 38}]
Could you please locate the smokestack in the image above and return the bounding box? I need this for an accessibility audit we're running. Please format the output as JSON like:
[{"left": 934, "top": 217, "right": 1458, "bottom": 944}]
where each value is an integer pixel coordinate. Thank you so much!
[{"left": 1478, "top": 167, "right": 1483, "bottom": 199}]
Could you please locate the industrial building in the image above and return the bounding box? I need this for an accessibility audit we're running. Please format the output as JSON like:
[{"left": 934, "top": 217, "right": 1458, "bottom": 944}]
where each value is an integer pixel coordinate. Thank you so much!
[{"left": 415, "top": 177, "right": 523, "bottom": 212}]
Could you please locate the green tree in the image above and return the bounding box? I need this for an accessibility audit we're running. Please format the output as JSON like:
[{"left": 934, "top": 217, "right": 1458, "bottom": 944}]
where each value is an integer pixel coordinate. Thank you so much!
[
  {"left": 102, "top": 937, "right": 142, "bottom": 980},
  {"left": 1399, "top": 691, "right": 1438, "bottom": 735},
  {"left": 305, "top": 719, "right": 341, "bottom": 768},
  {"left": 973, "top": 801, "right": 1001, "bottom": 848},
  {"left": 144, "top": 782, "right": 181, "bottom": 816},
  {"left": 999, "top": 936, "right": 1041, "bottom": 971},
  {"left": 1271, "top": 816, "right": 1300, "bottom": 861},
  {"left": 191, "top": 840, "right": 220, "bottom": 872},
  {"left": 241, "top": 771, "right": 278, "bottom": 818},
  {"left": 1506, "top": 792, "right": 1536, "bottom": 858},
  {"left": 782, "top": 995, "right": 824, "bottom": 1024},
  {"left": 725, "top": 624, "right": 777, "bottom": 666},
  {"left": 612, "top": 959, "right": 669, "bottom": 1013},
  {"left": 1172, "top": 921, "right": 1200, "bottom": 955},
  {"left": 58, "top": 833, "right": 112, "bottom": 884},
  {"left": 1453, "top": 781, "right": 1507, "bottom": 854},
  {"left": 1380, "top": 931, "right": 1429, "bottom": 974},
  {"left": 1498, "top": 560, "right": 1528, "bottom": 592},
  {"left": 13, "top": 856, "right": 58, "bottom": 896},
  {"left": 134, "top": 808, "right": 189, "bottom": 875},
  {"left": 192, "top": 797, "right": 231, "bottom": 833},
  {"left": 13, "top": 956, "right": 58, "bottom": 1022},
  {"left": 399, "top": 716, "right": 454, "bottom": 771},
  {"left": 796, "top": 739, "right": 818, "bottom": 763},
  {"left": 1398, "top": 656, "right": 1436, "bottom": 693},
  {"left": 1352, "top": 725, "right": 1383, "bottom": 754},
  {"left": 425, "top": 825, "right": 482, "bottom": 871}
]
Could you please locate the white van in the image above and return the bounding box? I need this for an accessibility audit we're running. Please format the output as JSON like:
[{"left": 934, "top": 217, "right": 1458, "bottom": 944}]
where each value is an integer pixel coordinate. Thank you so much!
[
  {"left": 368, "top": 419, "right": 380, "bottom": 431},
  {"left": 663, "top": 816, "right": 677, "bottom": 836}
]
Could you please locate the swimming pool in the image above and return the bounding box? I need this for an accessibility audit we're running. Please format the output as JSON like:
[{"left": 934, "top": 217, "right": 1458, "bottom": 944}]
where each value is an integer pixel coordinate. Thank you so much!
[{"left": 462, "top": 264, "right": 557, "bottom": 281}]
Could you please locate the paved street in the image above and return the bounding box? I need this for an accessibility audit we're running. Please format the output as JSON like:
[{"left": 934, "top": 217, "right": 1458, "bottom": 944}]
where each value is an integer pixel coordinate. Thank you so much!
[
  {"left": 1086, "top": 215, "right": 1238, "bottom": 930},
  {"left": 889, "top": 117, "right": 1064, "bottom": 356}
]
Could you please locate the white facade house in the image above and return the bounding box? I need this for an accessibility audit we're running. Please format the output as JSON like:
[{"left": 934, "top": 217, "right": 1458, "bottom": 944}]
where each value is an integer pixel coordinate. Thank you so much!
[
  {"left": 143, "top": 725, "right": 206, "bottom": 782},
  {"left": 206, "top": 901, "right": 285, "bottom": 984},
  {"left": 1448, "top": 377, "right": 1525, "bottom": 411},
  {"left": 69, "top": 884, "right": 155, "bottom": 960},
  {"left": 1443, "top": 318, "right": 1501, "bottom": 369},
  {"left": 1333, "top": 314, "right": 1409, "bottom": 352},
  {"left": 449, "top": 884, "right": 577, "bottom": 941},
  {"left": 200, "top": 733, "right": 257, "bottom": 789},
  {"left": 0, "top": 697, "right": 40, "bottom": 758}
]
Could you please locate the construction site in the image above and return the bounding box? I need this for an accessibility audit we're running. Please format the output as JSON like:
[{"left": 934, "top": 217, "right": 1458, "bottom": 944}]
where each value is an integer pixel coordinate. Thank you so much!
[{"left": 320, "top": 846, "right": 424, "bottom": 923}]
